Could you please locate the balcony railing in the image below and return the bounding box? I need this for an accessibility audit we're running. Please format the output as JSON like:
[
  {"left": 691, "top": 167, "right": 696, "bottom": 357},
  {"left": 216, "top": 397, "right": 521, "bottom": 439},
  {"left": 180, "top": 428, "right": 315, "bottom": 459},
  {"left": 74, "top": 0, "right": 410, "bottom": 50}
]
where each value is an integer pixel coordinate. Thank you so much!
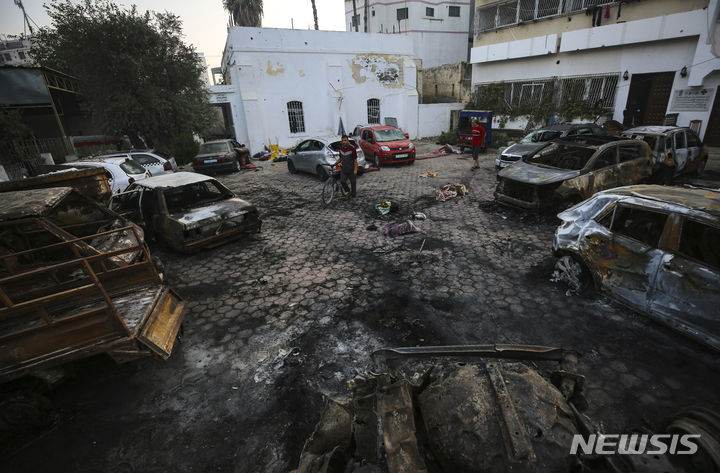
[{"left": 477, "top": 0, "right": 614, "bottom": 32}]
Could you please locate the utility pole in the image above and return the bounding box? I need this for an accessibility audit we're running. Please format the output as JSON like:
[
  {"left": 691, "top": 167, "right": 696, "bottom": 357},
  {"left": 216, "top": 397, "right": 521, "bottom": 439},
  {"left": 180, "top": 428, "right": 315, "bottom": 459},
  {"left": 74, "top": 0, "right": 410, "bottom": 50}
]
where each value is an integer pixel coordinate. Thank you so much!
[{"left": 352, "top": 0, "right": 358, "bottom": 32}]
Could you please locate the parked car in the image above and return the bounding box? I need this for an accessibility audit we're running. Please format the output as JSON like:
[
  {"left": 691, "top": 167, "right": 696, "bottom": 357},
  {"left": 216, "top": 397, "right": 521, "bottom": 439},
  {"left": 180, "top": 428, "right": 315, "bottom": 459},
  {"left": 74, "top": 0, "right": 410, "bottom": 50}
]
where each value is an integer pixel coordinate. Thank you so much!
[
  {"left": 69, "top": 157, "right": 150, "bottom": 194},
  {"left": 620, "top": 126, "right": 708, "bottom": 182},
  {"left": 356, "top": 125, "right": 415, "bottom": 167},
  {"left": 109, "top": 172, "right": 261, "bottom": 253},
  {"left": 496, "top": 123, "right": 607, "bottom": 170},
  {"left": 494, "top": 136, "right": 653, "bottom": 212},
  {"left": 100, "top": 150, "right": 178, "bottom": 176},
  {"left": 287, "top": 136, "right": 366, "bottom": 180},
  {"left": 192, "top": 139, "right": 249, "bottom": 174},
  {"left": 552, "top": 184, "right": 720, "bottom": 351}
]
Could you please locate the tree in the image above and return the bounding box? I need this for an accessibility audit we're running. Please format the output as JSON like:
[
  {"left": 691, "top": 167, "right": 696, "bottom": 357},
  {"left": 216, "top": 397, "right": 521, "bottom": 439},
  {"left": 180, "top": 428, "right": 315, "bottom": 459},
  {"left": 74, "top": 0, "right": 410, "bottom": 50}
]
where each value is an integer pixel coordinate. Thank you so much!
[
  {"left": 31, "top": 0, "right": 214, "bottom": 150},
  {"left": 311, "top": 0, "right": 318, "bottom": 30},
  {"left": 224, "top": 0, "right": 263, "bottom": 27}
]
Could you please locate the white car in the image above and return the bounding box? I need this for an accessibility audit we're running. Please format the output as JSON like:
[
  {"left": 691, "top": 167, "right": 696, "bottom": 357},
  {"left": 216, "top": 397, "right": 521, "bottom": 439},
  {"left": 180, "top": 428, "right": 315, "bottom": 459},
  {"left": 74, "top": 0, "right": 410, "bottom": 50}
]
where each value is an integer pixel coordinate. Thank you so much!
[
  {"left": 99, "top": 151, "right": 178, "bottom": 176},
  {"left": 71, "top": 157, "right": 150, "bottom": 194}
]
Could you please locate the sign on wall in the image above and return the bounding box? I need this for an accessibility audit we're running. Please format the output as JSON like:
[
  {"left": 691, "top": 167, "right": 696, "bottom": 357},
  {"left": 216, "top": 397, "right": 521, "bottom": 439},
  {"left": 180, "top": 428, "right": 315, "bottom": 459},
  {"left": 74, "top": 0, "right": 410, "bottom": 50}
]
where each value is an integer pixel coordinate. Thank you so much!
[{"left": 670, "top": 88, "right": 715, "bottom": 111}]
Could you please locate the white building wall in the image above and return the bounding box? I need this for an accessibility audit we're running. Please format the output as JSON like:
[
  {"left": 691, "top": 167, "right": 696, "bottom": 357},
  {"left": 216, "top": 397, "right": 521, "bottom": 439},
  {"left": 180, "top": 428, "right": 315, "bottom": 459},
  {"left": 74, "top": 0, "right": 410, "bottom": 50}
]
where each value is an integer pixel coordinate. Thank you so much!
[
  {"left": 344, "top": 0, "right": 471, "bottom": 68},
  {"left": 221, "top": 28, "right": 420, "bottom": 153},
  {"left": 417, "top": 103, "right": 465, "bottom": 137},
  {"left": 470, "top": 8, "right": 720, "bottom": 140}
]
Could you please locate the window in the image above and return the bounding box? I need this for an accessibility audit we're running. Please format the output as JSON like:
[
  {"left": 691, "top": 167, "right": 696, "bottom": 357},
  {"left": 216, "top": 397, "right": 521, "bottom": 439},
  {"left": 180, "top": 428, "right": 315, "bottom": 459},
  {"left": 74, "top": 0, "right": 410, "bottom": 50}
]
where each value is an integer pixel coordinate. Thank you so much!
[
  {"left": 351, "top": 14, "right": 360, "bottom": 27},
  {"left": 287, "top": 101, "right": 305, "bottom": 133},
  {"left": 611, "top": 206, "right": 668, "bottom": 248},
  {"left": 372, "top": 10, "right": 375, "bottom": 16},
  {"left": 449, "top": 6, "right": 460, "bottom": 17},
  {"left": 397, "top": 7, "right": 408, "bottom": 20},
  {"left": 132, "top": 154, "right": 160, "bottom": 166},
  {"left": 687, "top": 130, "right": 701, "bottom": 147},
  {"left": 674, "top": 132, "right": 686, "bottom": 149},
  {"left": 3, "top": 53, "right": 10, "bottom": 61},
  {"left": 367, "top": 98, "right": 380, "bottom": 124},
  {"left": 619, "top": 145, "right": 643, "bottom": 163},
  {"left": 18, "top": 51, "right": 25, "bottom": 59},
  {"left": 362, "top": 130, "right": 374, "bottom": 142},
  {"left": 678, "top": 219, "right": 720, "bottom": 270},
  {"left": 591, "top": 149, "right": 616, "bottom": 170},
  {"left": 426, "top": 7, "right": 434, "bottom": 17}
]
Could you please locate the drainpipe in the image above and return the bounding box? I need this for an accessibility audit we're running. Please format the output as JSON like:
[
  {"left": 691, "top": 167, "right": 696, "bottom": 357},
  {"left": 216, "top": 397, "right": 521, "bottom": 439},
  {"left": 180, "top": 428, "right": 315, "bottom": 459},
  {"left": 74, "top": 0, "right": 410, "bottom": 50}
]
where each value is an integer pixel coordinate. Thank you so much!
[{"left": 353, "top": 0, "right": 358, "bottom": 32}]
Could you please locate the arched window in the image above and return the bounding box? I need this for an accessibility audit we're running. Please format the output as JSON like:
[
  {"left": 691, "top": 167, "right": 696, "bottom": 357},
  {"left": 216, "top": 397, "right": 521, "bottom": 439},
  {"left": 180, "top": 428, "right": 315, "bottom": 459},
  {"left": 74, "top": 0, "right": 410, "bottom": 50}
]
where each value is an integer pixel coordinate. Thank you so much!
[
  {"left": 287, "top": 101, "right": 305, "bottom": 133},
  {"left": 367, "top": 98, "right": 380, "bottom": 124}
]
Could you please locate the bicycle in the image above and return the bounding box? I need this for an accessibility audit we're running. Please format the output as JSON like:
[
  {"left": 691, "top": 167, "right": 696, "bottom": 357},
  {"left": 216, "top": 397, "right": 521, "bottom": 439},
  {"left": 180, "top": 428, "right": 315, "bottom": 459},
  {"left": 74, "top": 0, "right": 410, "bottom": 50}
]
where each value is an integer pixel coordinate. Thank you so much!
[{"left": 320, "top": 163, "right": 347, "bottom": 205}]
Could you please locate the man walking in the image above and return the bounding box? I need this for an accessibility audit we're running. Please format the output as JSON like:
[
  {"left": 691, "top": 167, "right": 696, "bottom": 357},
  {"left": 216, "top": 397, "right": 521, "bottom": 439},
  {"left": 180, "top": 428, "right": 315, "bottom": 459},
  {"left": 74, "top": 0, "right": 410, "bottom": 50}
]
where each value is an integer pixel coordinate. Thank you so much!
[
  {"left": 471, "top": 119, "right": 486, "bottom": 170},
  {"left": 336, "top": 134, "right": 358, "bottom": 201}
]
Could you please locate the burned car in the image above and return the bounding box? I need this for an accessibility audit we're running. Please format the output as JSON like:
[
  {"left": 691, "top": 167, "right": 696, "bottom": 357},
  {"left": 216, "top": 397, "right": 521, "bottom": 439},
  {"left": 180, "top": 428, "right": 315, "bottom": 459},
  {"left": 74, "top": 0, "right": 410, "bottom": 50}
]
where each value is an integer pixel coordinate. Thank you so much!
[
  {"left": 110, "top": 172, "right": 261, "bottom": 253},
  {"left": 553, "top": 185, "right": 720, "bottom": 351},
  {"left": 495, "top": 136, "right": 653, "bottom": 212},
  {"left": 620, "top": 126, "right": 708, "bottom": 182}
]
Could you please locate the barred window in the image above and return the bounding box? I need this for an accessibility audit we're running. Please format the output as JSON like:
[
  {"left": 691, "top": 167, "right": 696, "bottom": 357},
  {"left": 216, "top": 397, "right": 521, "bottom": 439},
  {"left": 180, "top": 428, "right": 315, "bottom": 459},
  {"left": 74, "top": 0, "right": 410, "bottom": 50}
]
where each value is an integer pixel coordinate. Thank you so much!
[
  {"left": 559, "top": 74, "right": 619, "bottom": 109},
  {"left": 476, "top": 0, "right": 612, "bottom": 32},
  {"left": 397, "top": 7, "right": 409, "bottom": 20},
  {"left": 287, "top": 101, "right": 305, "bottom": 133},
  {"left": 426, "top": 7, "right": 435, "bottom": 17},
  {"left": 367, "top": 98, "right": 380, "bottom": 124}
]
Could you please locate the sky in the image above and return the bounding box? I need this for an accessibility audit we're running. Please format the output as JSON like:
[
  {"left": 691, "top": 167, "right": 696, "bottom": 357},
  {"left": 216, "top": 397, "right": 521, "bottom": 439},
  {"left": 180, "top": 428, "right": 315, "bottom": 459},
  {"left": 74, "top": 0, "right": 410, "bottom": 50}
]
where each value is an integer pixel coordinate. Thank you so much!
[{"left": 0, "top": 0, "right": 347, "bottom": 69}]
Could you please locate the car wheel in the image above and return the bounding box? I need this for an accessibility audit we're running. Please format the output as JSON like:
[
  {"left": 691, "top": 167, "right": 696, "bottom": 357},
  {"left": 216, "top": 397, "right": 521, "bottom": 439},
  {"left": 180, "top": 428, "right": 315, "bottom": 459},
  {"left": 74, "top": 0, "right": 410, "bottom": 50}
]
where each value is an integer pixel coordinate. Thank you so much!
[
  {"left": 373, "top": 154, "right": 381, "bottom": 168},
  {"left": 317, "top": 165, "right": 328, "bottom": 181},
  {"left": 288, "top": 160, "right": 297, "bottom": 174},
  {"left": 553, "top": 254, "right": 593, "bottom": 295},
  {"left": 357, "top": 166, "right": 364, "bottom": 176},
  {"left": 235, "top": 160, "right": 242, "bottom": 172}
]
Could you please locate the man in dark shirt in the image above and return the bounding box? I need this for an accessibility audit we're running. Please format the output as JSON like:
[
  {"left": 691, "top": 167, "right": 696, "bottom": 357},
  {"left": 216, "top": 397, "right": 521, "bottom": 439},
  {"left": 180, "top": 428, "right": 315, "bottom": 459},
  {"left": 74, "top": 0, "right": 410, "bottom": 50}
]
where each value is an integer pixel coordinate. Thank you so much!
[{"left": 335, "top": 135, "right": 358, "bottom": 200}]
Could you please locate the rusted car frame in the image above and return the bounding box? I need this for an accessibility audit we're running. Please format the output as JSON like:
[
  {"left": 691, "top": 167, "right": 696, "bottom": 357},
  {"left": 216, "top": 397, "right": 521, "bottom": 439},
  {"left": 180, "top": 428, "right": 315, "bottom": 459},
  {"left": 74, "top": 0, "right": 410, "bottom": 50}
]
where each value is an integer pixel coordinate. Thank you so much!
[
  {"left": 495, "top": 136, "right": 653, "bottom": 212},
  {"left": 553, "top": 185, "right": 720, "bottom": 351},
  {"left": 0, "top": 188, "right": 187, "bottom": 383},
  {"left": 0, "top": 166, "right": 112, "bottom": 204},
  {"left": 109, "top": 172, "right": 261, "bottom": 253}
]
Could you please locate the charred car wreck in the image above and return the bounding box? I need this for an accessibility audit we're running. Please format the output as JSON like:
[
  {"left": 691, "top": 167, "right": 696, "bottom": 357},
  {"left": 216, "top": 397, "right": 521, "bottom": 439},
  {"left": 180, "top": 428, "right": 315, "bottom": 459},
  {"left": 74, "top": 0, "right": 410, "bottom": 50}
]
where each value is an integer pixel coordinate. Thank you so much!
[
  {"left": 0, "top": 188, "right": 187, "bottom": 383},
  {"left": 553, "top": 185, "right": 720, "bottom": 351},
  {"left": 495, "top": 136, "right": 653, "bottom": 212},
  {"left": 110, "top": 172, "right": 261, "bottom": 253}
]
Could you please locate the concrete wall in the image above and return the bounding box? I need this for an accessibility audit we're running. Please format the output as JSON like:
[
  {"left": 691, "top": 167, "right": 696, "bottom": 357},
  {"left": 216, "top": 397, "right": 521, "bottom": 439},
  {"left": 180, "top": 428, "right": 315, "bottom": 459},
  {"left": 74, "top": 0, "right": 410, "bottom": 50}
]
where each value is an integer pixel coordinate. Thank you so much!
[
  {"left": 221, "top": 28, "right": 420, "bottom": 152},
  {"left": 421, "top": 62, "right": 471, "bottom": 103},
  {"left": 344, "top": 0, "right": 472, "bottom": 67},
  {"left": 417, "top": 103, "right": 465, "bottom": 137}
]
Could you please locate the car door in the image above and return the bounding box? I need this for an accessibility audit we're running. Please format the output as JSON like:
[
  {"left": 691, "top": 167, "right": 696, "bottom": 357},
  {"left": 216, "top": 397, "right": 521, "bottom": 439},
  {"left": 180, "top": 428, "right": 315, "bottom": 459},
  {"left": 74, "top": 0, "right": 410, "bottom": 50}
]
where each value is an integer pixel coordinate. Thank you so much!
[
  {"left": 584, "top": 204, "right": 669, "bottom": 312},
  {"left": 672, "top": 131, "right": 689, "bottom": 173},
  {"left": 109, "top": 187, "right": 143, "bottom": 222},
  {"left": 617, "top": 143, "right": 652, "bottom": 186},
  {"left": 307, "top": 140, "right": 326, "bottom": 171},
  {"left": 685, "top": 129, "right": 703, "bottom": 169},
  {"left": 584, "top": 147, "right": 619, "bottom": 196},
  {"left": 293, "top": 140, "right": 314, "bottom": 172},
  {"left": 649, "top": 216, "right": 720, "bottom": 348},
  {"left": 360, "top": 129, "right": 375, "bottom": 156}
]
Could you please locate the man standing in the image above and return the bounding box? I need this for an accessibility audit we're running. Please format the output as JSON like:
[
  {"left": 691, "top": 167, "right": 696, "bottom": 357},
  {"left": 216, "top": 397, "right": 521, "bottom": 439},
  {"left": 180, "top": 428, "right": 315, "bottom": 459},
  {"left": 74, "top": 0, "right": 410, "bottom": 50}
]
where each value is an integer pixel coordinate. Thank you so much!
[
  {"left": 336, "top": 134, "right": 358, "bottom": 201},
  {"left": 471, "top": 119, "right": 486, "bottom": 170}
]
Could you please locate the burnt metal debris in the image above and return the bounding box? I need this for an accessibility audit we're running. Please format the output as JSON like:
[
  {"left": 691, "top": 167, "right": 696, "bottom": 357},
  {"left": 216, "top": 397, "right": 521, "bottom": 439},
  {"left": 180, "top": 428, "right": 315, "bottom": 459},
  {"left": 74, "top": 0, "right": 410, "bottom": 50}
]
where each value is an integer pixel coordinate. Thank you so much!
[
  {"left": 0, "top": 166, "right": 112, "bottom": 204},
  {"left": 109, "top": 172, "right": 261, "bottom": 253},
  {"left": 495, "top": 137, "right": 653, "bottom": 212},
  {"left": 553, "top": 185, "right": 720, "bottom": 351},
  {"left": 0, "top": 188, "right": 187, "bottom": 383}
]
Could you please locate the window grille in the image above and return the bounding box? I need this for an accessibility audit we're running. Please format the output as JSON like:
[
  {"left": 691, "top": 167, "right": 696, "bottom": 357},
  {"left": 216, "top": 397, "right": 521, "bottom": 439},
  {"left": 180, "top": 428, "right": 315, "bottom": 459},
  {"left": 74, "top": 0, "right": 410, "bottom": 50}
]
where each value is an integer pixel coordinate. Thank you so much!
[
  {"left": 476, "top": 0, "right": 613, "bottom": 32},
  {"left": 367, "top": 99, "right": 380, "bottom": 124},
  {"left": 287, "top": 101, "right": 305, "bottom": 133},
  {"left": 397, "top": 7, "right": 409, "bottom": 20}
]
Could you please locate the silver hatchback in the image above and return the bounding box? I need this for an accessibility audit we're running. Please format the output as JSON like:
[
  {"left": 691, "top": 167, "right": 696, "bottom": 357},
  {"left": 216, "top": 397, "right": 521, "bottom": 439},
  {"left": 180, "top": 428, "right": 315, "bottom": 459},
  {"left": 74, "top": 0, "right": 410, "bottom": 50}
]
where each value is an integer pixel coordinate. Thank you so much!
[{"left": 287, "top": 136, "right": 366, "bottom": 180}]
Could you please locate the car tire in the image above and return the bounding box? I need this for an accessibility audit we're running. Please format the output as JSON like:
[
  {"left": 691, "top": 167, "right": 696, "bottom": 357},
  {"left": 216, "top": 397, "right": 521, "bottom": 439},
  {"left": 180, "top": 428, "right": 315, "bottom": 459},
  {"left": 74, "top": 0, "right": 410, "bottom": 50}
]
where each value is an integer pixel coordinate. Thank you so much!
[
  {"left": 553, "top": 254, "right": 594, "bottom": 296},
  {"left": 373, "top": 154, "right": 381, "bottom": 168},
  {"left": 317, "top": 165, "right": 328, "bottom": 181},
  {"left": 357, "top": 166, "right": 364, "bottom": 176},
  {"left": 288, "top": 160, "right": 297, "bottom": 174},
  {"left": 235, "top": 160, "right": 242, "bottom": 172}
]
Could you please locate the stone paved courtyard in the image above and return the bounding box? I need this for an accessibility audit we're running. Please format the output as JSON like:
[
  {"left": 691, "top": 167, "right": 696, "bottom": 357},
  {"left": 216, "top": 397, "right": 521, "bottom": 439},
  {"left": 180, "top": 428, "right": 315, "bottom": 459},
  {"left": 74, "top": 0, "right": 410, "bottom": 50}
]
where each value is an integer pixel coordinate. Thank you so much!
[{"left": 5, "top": 146, "right": 720, "bottom": 473}]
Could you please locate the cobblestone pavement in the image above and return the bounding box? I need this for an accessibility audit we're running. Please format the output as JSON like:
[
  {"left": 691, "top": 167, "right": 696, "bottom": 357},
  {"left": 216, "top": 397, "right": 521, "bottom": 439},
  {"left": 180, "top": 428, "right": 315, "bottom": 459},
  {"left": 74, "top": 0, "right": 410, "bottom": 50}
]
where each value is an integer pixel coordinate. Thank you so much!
[{"left": 6, "top": 144, "right": 720, "bottom": 473}]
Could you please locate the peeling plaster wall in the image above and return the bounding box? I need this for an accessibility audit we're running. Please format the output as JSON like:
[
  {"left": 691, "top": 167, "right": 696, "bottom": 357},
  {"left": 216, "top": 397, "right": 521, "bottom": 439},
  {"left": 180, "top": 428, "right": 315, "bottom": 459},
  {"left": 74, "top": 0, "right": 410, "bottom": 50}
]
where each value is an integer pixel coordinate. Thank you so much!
[
  {"left": 421, "top": 62, "right": 471, "bottom": 103},
  {"left": 222, "top": 27, "right": 420, "bottom": 152}
]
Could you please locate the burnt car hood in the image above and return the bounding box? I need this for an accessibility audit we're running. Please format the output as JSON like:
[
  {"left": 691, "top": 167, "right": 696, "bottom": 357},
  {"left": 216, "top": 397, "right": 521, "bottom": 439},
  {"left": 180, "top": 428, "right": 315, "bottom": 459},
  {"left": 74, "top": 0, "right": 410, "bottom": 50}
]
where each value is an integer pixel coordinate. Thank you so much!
[
  {"left": 498, "top": 160, "right": 581, "bottom": 185},
  {"left": 170, "top": 198, "right": 255, "bottom": 230},
  {"left": 502, "top": 142, "right": 544, "bottom": 157}
]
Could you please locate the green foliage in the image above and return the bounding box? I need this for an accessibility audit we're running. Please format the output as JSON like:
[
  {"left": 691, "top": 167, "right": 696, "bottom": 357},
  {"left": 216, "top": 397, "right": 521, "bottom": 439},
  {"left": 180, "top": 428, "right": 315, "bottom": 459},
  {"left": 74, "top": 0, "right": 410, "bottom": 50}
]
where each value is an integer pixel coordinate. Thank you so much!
[
  {"left": 0, "top": 107, "right": 32, "bottom": 147},
  {"left": 467, "top": 80, "right": 602, "bottom": 128},
  {"left": 31, "top": 0, "right": 214, "bottom": 150},
  {"left": 169, "top": 134, "right": 200, "bottom": 165},
  {"left": 437, "top": 130, "right": 457, "bottom": 145},
  {"left": 224, "top": 0, "right": 263, "bottom": 27}
]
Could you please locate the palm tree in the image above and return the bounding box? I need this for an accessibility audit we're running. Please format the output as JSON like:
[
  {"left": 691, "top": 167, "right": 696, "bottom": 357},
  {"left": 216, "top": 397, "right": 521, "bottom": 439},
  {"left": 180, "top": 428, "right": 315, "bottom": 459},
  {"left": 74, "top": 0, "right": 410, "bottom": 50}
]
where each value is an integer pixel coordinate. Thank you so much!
[
  {"left": 311, "top": 0, "right": 318, "bottom": 30},
  {"left": 224, "top": 0, "right": 263, "bottom": 27}
]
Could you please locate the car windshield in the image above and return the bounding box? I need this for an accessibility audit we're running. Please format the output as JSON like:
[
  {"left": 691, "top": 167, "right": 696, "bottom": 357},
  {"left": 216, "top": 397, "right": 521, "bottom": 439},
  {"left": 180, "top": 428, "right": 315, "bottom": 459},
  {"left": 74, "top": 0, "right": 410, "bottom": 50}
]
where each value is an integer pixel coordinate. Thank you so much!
[
  {"left": 329, "top": 140, "right": 359, "bottom": 151},
  {"left": 198, "top": 142, "right": 230, "bottom": 154},
  {"left": 520, "top": 130, "right": 563, "bottom": 144},
  {"left": 163, "top": 180, "right": 232, "bottom": 213},
  {"left": 640, "top": 136, "right": 658, "bottom": 151},
  {"left": 374, "top": 129, "right": 406, "bottom": 142},
  {"left": 119, "top": 160, "right": 146, "bottom": 175},
  {"left": 525, "top": 143, "right": 596, "bottom": 170}
]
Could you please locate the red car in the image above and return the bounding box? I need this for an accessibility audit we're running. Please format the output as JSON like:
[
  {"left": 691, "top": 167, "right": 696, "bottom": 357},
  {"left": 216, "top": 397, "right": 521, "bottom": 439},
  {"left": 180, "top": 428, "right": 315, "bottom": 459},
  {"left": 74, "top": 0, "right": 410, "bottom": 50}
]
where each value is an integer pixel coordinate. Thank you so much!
[{"left": 356, "top": 125, "right": 415, "bottom": 167}]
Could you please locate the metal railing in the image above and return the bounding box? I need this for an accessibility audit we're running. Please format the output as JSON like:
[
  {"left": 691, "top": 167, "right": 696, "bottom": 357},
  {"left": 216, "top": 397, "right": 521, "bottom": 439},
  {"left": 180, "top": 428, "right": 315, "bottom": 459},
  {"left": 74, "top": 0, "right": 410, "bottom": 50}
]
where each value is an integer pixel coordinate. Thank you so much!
[{"left": 477, "top": 0, "right": 615, "bottom": 32}]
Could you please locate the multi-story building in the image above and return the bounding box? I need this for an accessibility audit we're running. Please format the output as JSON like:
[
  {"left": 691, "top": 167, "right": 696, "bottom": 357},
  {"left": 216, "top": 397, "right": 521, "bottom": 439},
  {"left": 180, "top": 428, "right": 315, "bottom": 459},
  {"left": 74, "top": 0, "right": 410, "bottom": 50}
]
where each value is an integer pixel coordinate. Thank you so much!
[
  {"left": 344, "top": 0, "right": 474, "bottom": 68},
  {"left": 470, "top": 0, "right": 720, "bottom": 143},
  {"left": 0, "top": 37, "right": 33, "bottom": 66}
]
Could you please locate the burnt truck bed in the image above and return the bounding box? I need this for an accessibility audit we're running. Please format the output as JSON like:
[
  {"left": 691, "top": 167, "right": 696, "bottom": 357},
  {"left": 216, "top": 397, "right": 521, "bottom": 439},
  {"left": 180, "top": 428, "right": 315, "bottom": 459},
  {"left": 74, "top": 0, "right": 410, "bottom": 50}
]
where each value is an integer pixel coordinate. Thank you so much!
[{"left": 0, "top": 188, "right": 187, "bottom": 383}]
